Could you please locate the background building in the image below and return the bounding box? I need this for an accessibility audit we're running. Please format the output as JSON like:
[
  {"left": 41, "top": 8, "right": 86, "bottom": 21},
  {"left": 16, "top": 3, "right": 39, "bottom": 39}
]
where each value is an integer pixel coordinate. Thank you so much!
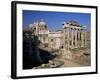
[{"left": 27, "top": 19, "right": 90, "bottom": 51}]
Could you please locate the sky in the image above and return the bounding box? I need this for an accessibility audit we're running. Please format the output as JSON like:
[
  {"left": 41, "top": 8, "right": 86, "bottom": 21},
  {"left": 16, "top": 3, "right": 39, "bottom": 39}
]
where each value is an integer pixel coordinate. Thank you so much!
[{"left": 23, "top": 10, "right": 91, "bottom": 31}]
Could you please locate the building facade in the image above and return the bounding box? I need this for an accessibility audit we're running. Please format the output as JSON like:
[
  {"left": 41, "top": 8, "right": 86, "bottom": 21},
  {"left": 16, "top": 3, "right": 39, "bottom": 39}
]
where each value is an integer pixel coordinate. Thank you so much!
[{"left": 28, "top": 20, "right": 90, "bottom": 51}]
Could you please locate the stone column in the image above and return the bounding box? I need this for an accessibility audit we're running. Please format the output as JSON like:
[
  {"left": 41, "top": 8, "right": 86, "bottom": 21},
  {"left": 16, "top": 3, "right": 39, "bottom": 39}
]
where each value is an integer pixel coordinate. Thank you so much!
[
  {"left": 71, "top": 28, "right": 74, "bottom": 49},
  {"left": 63, "top": 28, "right": 66, "bottom": 53},
  {"left": 84, "top": 30, "right": 87, "bottom": 48},
  {"left": 62, "top": 23, "right": 72, "bottom": 60},
  {"left": 75, "top": 28, "right": 78, "bottom": 48},
  {"left": 81, "top": 29, "right": 84, "bottom": 47},
  {"left": 67, "top": 28, "right": 69, "bottom": 51},
  {"left": 77, "top": 29, "right": 79, "bottom": 48},
  {"left": 77, "top": 29, "right": 80, "bottom": 48},
  {"left": 78, "top": 29, "right": 81, "bottom": 48}
]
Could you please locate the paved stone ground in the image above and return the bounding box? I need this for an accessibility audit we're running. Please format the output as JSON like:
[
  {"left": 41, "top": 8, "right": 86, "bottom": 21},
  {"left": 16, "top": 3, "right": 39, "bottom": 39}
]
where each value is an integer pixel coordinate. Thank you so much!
[
  {"left": 54, "top": 48, "right": 91, "bottom": 67},
  {"left": 71, "top": 48, "right": 91, "bottom": 66},
  {"left": 38, "top": 45, "right": 91, "bottom": 68},
  {"left": 60, "top": 59, "right": 81, "bottom": 67}
]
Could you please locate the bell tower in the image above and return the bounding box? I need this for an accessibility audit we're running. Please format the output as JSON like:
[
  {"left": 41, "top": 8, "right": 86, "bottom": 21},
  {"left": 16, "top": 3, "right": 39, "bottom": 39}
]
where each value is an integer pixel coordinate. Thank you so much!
[{"left": 39, "top": 19, "right": 47, "bottom": 31}]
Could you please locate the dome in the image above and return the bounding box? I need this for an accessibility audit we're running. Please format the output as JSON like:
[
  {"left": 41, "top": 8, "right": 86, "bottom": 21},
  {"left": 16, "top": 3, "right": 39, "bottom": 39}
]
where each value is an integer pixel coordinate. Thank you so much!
[
  {"left": 39, "top": 19, "right": 46, "bottom": 26},
  {"left": 29, "top": 24, "right": 33, "bottom": 28}
]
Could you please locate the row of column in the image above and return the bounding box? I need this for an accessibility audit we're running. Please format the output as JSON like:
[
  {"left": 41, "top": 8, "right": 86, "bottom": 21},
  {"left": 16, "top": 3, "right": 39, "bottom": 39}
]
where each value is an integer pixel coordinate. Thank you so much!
[{"left": 63, "top": 27, "right": 87, "bottom": 50}]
